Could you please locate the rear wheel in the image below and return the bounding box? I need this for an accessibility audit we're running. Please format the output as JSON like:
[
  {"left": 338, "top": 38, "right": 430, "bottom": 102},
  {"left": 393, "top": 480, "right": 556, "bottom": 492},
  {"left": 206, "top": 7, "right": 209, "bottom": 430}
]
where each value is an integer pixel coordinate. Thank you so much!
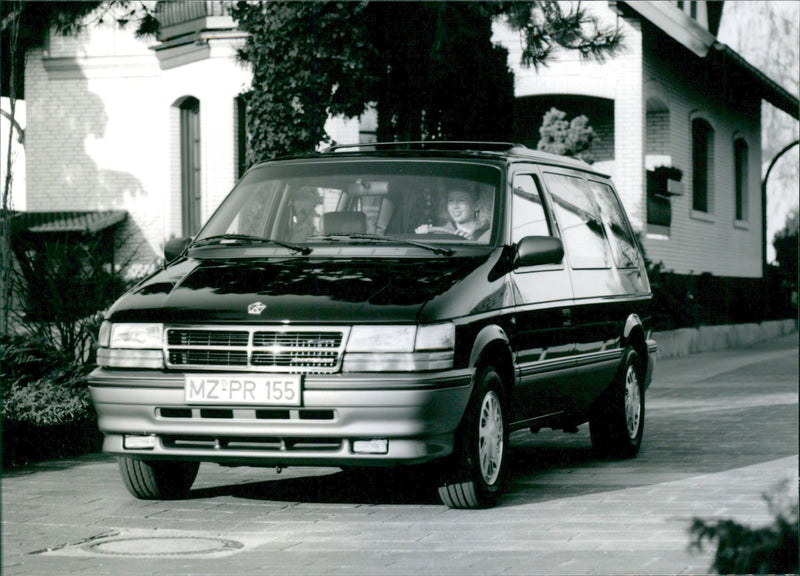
[
  {"left": 118, "top": 457, "right": 199, "bottom": 500},
  {"left": 590, "top": 347, "right": 645, "bottom": 458},
  {"left": 438, "top": 365, "right": 508, "bottom": 509}
]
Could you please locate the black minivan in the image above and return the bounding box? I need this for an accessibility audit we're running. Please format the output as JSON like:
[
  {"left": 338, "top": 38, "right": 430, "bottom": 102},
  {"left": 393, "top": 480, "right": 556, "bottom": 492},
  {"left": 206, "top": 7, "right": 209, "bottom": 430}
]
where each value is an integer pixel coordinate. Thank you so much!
[{"left": 89, "top": 142, "right": 656, "bottom": 508}]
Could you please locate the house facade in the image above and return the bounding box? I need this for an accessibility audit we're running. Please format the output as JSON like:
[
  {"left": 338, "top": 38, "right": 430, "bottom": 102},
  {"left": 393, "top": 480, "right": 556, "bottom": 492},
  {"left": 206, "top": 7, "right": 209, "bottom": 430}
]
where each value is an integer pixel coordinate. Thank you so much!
[
  {"left": 20, "top": 1, "right": 798, "bottom": 278},
  {"left": 493, "top": 1, "right": 798, "bottom": 278},
  {"left": 23, "top": 2, "right": 252, "bottom": 271}
]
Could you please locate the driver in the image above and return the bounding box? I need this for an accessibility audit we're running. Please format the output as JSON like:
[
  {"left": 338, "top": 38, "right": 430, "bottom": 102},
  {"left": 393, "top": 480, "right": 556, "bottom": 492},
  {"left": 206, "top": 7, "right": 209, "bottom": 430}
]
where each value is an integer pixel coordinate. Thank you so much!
[{"left": 415, "top": 188, "right": 490, "bottom": 241}]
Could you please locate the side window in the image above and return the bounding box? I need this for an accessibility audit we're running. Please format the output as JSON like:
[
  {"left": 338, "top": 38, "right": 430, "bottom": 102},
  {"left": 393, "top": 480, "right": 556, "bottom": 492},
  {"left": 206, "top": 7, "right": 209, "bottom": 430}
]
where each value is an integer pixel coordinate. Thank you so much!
[
  {"left": 588, "top": 180, "right": 640, "bottom": 268},
  {"left": 512, "top": 174, "right": 551, "bottom": 243},
  {"left": 543, "top": 172, "right": 611, "bottom": 269}
]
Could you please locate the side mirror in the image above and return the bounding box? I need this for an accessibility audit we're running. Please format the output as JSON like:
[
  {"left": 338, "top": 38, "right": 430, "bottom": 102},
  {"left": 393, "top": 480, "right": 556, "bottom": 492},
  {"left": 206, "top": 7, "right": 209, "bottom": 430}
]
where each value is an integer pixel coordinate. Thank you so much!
[
  {"left": 164, "top": 236, "right": 192, "bottom": 263},
  {"left": 514, "top": 236, "right": 564, "bottom": 268}
]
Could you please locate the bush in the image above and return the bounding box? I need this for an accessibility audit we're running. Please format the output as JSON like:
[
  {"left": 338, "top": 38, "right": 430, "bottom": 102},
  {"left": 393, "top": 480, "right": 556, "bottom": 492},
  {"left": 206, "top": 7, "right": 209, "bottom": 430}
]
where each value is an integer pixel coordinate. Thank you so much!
[
  {"left": 1, "top": 334, "right": 102, "bottom": 468},
  {"left": 537, "top": 107, "right": 598, "bottom": 164},
  {"left": 690, "top": 479, "right": 799, "bottom": 574}
]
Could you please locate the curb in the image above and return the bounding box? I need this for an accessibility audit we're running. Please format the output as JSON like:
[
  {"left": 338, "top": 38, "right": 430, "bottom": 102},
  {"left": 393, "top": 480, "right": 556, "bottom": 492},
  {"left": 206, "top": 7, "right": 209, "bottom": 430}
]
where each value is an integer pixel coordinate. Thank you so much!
[{"left": 653, "top": 318, "right": 798, "bottom": 359}]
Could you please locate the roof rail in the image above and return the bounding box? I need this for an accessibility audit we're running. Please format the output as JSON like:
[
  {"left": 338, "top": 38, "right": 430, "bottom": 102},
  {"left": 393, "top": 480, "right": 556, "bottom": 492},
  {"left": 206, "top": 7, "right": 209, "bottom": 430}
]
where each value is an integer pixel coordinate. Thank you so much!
[{"left": 320, "top": 141, "right": 529, "bottom": 153}]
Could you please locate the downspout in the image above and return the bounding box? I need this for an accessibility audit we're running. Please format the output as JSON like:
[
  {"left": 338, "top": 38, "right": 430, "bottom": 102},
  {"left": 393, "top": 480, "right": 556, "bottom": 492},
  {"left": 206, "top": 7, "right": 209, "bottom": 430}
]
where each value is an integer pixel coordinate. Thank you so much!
[{"left": 761, "top": 139, "right": 799, "bottom": 277}]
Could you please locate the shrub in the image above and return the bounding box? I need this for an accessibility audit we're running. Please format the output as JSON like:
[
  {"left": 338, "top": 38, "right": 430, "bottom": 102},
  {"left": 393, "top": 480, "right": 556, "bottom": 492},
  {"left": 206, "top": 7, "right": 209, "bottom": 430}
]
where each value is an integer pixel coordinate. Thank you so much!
[
  {"left": 537, "top": 107, "right": 598, "bottom": 164},
  {"left": 690, "top": 479, "right": 799, "bottom": 574},
  {"left": 1, "top": 334, "right": 101, "bottom": 468}
]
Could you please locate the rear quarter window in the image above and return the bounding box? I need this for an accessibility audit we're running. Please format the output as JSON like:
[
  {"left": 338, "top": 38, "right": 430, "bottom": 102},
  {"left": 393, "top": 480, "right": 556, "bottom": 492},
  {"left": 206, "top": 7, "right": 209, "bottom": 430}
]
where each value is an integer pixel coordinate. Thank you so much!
[
  {"left": 587, "top": 180, "right": 640, "bottom": 269},
  {"left": 542, "top": 172, "right": 612, "bottom": 269}
]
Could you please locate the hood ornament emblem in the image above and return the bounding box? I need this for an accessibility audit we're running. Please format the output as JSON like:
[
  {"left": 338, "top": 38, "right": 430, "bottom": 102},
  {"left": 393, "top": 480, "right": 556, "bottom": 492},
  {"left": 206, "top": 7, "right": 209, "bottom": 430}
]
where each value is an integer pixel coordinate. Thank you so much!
[{"left": 248, "top": 301, "right": 267, "bottom": 315}]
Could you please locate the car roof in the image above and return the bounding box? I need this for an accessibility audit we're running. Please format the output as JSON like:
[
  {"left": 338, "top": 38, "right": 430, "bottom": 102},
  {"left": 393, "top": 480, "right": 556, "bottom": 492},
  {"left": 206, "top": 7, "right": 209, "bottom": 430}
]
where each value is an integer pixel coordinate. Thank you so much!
[{"left": 260, "top": 141, "right": 610, "bottom": 178}]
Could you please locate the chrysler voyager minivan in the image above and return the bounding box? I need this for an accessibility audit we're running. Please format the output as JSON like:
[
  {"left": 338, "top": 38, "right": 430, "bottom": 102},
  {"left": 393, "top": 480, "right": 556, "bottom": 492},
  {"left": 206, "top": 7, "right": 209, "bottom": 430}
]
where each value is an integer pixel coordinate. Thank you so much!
[{"left": 89, "top": 142, "right": 656, "bottom": 509}]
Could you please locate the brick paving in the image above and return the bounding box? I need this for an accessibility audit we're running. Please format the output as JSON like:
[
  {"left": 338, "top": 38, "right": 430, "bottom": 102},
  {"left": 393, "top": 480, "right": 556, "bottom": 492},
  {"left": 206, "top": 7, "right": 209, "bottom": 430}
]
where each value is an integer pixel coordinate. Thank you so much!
[{"left": 2, "top": 333, "right": 797, "bottom": 575}]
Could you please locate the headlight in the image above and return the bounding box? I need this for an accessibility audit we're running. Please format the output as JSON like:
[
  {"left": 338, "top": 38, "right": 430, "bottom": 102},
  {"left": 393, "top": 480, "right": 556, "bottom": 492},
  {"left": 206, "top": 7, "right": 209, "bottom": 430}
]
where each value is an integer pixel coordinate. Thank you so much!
[
  {"left": 343, "top": 323, "right": 455, "bottom": 372},
  {"left": 109, "top": 323, "right": 164, "bottom": 349},
  {"left": 97, "top": 323, "right": 165, "bottom": 369},
  {"left": 347, "top": 325, "right": 416, "bottom": 352}
]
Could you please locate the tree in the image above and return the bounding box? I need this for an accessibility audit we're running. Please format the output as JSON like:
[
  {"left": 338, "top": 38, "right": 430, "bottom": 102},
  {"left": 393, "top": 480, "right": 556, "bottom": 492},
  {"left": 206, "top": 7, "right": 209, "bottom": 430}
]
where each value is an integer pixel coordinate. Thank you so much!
[
  {"left": 230, "top": 2, "right": 374, "bottom": 163},
  {"left": 773, "top": 208, "right": 798, "bottom": 290},
  {"left": 362, "top": 2, "right": 515, "bottom": 143},
  {"left": 536, "top": 107, "right": 598, "bottom": 163},
  {"left": 230, "top": 0, "right": 623, "bottom": 163}
]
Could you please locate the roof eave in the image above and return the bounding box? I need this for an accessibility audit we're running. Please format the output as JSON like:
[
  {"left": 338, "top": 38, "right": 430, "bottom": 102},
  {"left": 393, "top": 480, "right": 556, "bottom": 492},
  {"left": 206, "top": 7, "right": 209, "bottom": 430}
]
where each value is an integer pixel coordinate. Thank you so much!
[
  {"left": 614, "top": 1, "right": 715, "bottom": 57},
  {"left": 614, "top": 1, "right": 799, "bottom": 120},
  {"left": 710, "top": 43, "right": 799, "bottom": 120}
]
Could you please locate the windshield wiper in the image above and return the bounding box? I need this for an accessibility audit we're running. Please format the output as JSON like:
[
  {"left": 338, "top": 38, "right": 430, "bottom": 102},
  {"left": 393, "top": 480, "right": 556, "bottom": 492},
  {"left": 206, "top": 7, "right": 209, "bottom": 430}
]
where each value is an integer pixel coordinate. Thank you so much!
[
  {"left": 310, "top": 233, "right": 453, "bottom": 256},
  {"left": 191, "top": 234, "right": 312, "bottom": 255}
]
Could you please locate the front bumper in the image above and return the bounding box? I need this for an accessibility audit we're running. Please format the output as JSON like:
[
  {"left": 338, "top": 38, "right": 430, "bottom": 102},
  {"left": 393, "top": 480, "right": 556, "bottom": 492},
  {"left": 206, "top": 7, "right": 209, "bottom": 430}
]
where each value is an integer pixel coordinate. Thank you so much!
[{"left": 88, "top": 368, "right": 473, "bottom": 467}]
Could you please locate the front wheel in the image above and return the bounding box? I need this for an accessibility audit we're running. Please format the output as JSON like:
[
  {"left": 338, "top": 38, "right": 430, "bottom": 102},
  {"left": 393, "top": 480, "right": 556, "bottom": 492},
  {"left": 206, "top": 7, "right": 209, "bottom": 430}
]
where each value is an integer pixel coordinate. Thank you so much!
[
  {"left": 438, "top": 365, "right": 508, "bottom": 509},
  {"left": 118, "top": 457, "right": 200, "bottom": 500},
  {"left": 589, "top": 347, "right": 645, "bottom": 458}
]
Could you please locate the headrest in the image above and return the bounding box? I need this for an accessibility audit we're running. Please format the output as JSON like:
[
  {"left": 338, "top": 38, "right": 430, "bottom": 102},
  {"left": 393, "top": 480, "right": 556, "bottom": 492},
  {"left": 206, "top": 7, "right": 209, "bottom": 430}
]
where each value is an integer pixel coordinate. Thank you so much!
[{"left": 320, "top": 211, "right": 367, "bottom": 235}]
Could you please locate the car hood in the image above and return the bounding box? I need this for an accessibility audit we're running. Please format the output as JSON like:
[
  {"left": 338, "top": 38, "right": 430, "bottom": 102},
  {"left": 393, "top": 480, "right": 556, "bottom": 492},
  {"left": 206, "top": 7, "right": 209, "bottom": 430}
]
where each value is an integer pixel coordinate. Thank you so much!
[{"left": 107, "top": 255, "right": 490, "bottom": 324}]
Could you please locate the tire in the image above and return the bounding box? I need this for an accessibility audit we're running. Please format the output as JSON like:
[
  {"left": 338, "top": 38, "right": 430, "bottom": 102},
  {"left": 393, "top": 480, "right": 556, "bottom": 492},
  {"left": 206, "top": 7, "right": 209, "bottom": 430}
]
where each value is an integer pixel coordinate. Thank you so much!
[
  {"left": 118, "top": 457, "right": 200, "bottom": 500},
  {"left": 438, "top": 365, "right": 508, "bottom": 509},
  {"left": 590, "top": 347, "right": 645, "bottom": 458}
]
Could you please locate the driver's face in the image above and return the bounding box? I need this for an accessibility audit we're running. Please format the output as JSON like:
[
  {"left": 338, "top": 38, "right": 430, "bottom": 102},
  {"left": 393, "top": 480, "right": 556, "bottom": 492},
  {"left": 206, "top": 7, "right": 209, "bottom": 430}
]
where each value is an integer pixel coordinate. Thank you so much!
[{"left": 447, "top": 190, "right": 474, "bottom": 224}]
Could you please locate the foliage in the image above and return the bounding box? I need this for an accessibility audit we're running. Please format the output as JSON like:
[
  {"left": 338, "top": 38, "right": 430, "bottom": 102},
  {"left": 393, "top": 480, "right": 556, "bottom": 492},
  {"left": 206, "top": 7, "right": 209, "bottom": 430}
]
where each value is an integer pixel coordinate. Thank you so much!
[
  {"left": 690, "top": 478, "right": 798, "bottom": 574},
  {"left": 773, "top": 207, "right": 798, "bottom": 285},
  {"left": 230, "top": 0, "right": 623, "bottom": 162},
  {"left": 1, "top": 331, "right": 76, "bottom": 384},
  {"left": 501, "top": 0, "right": 623, "bottom": 69},
  {"left": 230, "top": 1, "right": 374, "bottom": 162},
  {"left": 1, "top": 333, "right": 100, "bottom": 468},
  {"left": 8, "top": 224, "right": 140, "bottom": 363},
  {"left": 536, "top": 107, "right": 598, "bottom": 163},
  {"left": 638, "top": 234, "right": 793, "bottom": 330},
  {"left": 362, "top": 2, "right": 515, "bottom": 144}
]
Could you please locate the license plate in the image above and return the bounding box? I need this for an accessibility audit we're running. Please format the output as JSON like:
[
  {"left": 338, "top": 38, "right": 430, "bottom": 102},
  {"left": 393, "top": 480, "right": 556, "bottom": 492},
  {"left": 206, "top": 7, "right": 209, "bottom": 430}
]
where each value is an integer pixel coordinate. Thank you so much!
[{"left": 185, "top": 374, "right": 302, "bottom": 406}]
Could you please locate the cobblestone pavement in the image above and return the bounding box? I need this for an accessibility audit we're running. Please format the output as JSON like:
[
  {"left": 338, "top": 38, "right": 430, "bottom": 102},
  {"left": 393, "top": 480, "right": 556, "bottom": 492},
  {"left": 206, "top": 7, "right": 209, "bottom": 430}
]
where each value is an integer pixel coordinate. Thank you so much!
[{"left": 2, "top": 333, "right": 797, "bottom": 575}]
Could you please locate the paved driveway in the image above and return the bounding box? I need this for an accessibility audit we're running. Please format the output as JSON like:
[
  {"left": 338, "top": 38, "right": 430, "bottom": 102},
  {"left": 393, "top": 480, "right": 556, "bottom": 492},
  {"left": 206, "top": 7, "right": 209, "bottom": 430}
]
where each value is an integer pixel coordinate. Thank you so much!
[{"left": 3, "top": 333, "right": 797, "bottom": 575}]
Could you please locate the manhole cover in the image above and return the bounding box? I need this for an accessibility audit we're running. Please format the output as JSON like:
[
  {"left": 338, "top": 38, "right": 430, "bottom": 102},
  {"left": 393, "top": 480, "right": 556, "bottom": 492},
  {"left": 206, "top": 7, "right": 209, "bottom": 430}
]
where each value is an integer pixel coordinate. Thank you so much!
[{"left": 87, "top": 536, "right": 244, "bottom": 557}]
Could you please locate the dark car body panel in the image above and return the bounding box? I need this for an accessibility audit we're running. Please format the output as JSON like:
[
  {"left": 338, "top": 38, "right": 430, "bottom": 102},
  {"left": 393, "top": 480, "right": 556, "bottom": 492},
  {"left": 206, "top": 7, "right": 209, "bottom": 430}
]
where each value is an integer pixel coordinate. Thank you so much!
[{"left": 110, "top": 255, "right": 494, "bottom": 325}]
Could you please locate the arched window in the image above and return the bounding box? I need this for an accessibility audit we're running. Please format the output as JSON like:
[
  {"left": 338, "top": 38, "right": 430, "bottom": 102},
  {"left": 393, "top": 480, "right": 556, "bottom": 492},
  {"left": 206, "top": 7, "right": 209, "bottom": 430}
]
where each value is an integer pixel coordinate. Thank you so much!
[
  {"left": 734, "top": 137, "right": 749, "bottom": 221},
  {"left": 691, "top": 118, "right": 714, "bottom": 213},
  {"left": 180, "top": 97, "right": 201, "bottom": 236}
]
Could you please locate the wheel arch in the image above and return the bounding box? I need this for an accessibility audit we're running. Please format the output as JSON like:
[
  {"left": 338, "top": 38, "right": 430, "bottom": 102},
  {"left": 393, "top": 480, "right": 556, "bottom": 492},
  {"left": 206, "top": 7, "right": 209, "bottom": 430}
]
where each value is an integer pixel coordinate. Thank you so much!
[
  {"left": 468, "top": 324, "right": 515, "bottom": 399},
  {"left": 621, "top": 313, "right": 647, "bottom": 376}
]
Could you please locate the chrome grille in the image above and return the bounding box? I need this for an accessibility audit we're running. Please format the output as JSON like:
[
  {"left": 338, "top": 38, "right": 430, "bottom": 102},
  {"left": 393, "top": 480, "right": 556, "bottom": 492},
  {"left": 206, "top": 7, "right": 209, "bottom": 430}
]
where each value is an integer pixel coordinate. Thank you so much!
[
  {"left": 168, "top": 329, "right": 249, "bottom": 347},
  {"left": 164, "top": 325, "right": 349, "bottom": 373}
]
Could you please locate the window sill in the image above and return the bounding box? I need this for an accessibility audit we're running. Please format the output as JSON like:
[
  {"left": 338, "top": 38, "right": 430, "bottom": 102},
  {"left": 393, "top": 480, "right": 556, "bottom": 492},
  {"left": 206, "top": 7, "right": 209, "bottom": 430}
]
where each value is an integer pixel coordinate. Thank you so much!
[
  {"left": 690, "top": 210, "right": 715, "bottom": 223},
  {"left": 734, "top": 219, "right": 750, "bottom": 230},
  {"left": 646, "top": 224, "right": 670, "bottom": 239}
]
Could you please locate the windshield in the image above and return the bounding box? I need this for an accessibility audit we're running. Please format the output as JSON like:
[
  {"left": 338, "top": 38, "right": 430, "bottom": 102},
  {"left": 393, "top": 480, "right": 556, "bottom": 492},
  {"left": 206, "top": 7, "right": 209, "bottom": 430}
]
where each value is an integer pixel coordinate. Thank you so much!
[{"left": 196, "top": 160, "right": 502, "bottom": 250}]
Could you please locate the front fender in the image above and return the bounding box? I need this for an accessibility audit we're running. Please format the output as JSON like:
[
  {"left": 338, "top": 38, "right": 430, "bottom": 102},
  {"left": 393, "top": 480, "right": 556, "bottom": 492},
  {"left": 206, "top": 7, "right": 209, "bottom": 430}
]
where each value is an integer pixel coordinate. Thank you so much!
[{"left": 468, "top": 324, "right": 510, "bottom": 368}]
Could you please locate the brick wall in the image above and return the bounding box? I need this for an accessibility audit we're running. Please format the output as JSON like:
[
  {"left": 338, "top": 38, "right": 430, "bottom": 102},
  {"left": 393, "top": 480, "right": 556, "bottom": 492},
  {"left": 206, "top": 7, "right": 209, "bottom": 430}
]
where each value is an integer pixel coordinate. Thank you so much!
[
  {"left": 640, "top": 22, "right": 762, "bottom": 278},
  {"left": 493, "top": 6, "right": 763, "bottom": 278},
  {"left": 25, "top": 19, "right": 251, "bottom": 273}
]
